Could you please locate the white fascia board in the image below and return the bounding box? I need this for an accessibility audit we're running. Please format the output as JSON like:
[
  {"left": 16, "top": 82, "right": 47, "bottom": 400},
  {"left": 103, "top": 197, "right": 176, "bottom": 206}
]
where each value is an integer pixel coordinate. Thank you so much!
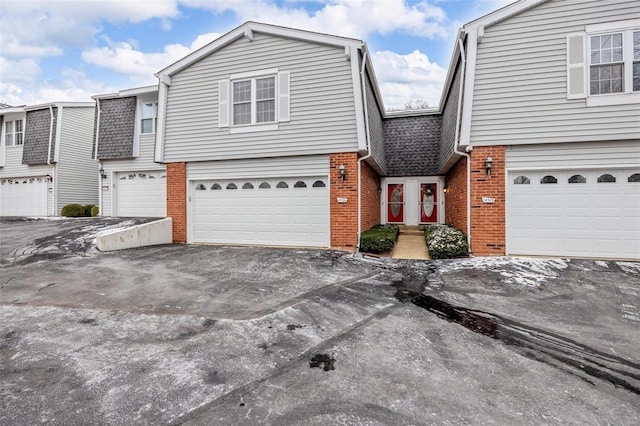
[
  {"left": 360, "top": 44, "right": 388, "bottom": 117},
  {"left": 93, "top": 85, "right": 158, "bottom": 100},
  {"left": 157, "top": 21, "right": 364, "bottom": 78},
  {"left": 24, "top": 102, "right": 92, "bottom": 111},
  {"left": 463, "top": 0, "right": 548, "bottom": 32},
  {"left": 458, "top": 28, "right": 478, "bottom": 147},
  {"left": 385, "top": 108, "right": 441, "bottom": 118},
  {"left": 0, "top": 107, "right": 26, "bottom": 115},
  {"left": 350, "top": 45, "right": 367, "bottom": 152}
]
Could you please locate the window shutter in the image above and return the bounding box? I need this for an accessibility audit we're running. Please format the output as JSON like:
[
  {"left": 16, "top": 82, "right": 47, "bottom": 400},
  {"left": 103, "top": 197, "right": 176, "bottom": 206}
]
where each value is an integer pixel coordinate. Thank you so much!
[
  {"left": 219, "top": 79, "right": 230, "bottom": 128},
  {"left": 567, "top": 33, "right": 586, "bottom": 99},
  {"left": 277, "top": 71, "right": 290, "bottom": 122}
]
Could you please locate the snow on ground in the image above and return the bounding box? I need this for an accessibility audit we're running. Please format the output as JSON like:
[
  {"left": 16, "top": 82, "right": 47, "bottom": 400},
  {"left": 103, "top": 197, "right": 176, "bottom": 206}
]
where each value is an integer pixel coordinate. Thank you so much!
[
  {"left": 438, "top": 256, "right": 569, "bottom": 288},
  {"left": 617, "top": 262, "right": 640, "bottom": 274}
]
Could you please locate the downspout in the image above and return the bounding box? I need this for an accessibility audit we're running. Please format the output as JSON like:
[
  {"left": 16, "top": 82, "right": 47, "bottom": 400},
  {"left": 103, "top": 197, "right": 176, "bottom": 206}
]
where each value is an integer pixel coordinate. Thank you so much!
[
  {"left": 94, "top": 99, "right": 103, "bottom": 216},
  {"left": 47, "top": 105, "right": 56, "bottom": 215},
  {"left": 355, "top": 47, "right": 372, "bottom": 255},
  {"left": 454, "top": 36, "right": 472, "bottom": 251}
]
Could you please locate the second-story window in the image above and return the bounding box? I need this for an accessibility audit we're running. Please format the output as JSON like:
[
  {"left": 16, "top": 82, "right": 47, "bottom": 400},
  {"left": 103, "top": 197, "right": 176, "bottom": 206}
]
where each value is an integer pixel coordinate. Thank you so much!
[
  {"left": 5, "top": 119, "right": 24, "bottom": 146},
  {"left": 232, "top": 76, "right": 275, "bottom": 126},
  {"left": 140, "top": 102, "right": 157, "bottom": 134},
  {"left": 588, "top": 28, "right": 640, "bottom": 96}
]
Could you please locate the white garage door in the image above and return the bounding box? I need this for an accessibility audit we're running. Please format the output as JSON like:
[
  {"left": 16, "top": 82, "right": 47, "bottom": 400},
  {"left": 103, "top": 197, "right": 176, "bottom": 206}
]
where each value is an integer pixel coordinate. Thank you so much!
[
  {"left": 192, "top": 176, "right": 329, "bottom": 247},
  {"left": 115, "top": 171, "right": 166, "bottom": 217},
  {"left": 507, "top": 169, "right": 640, "bottom": 259},
  {"left": 0, "top": 176, "right": 48, "bottom": 216}
]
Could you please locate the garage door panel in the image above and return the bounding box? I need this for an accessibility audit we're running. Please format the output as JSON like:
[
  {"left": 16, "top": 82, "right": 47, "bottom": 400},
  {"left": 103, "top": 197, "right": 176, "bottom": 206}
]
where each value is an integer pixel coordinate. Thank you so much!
[
  {"left": 0, "top": 176, "right": 48, "bottom": 216},
  {"left": 508, "top": 169, "right": 639, "bottom": 258},
  {"left": 192, "top": 176, "right": 329, "bottom": 247},
  {"left": 116, "top": 171, "right": 166, "bottom": 217}
]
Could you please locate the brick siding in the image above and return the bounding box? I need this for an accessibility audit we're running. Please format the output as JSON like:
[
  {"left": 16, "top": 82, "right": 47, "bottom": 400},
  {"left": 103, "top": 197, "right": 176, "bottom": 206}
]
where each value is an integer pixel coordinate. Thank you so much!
[
  {"left": 166, "top": 162, "right": 187, "bottom": 243},
  {"left": 444, "top": 155, "right": 467, "bottom": 234},
  {"left": 469, "top": 146, "right": 505, "bottom": 255},
  {"left": 329, "top": 152, "right": 359, "bottom": 249},
  {"left": 360, "top": 159, "right": 381, "bottom": 232}
]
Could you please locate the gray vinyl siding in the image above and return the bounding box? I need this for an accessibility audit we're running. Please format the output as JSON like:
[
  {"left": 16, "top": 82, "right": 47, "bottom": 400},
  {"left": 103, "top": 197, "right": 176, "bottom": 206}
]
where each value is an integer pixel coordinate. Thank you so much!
[
  {"left": 505, "top": 140, "right": 640, "bottom": 169},
  {"left": 0, "top": 146, "right": 52, "bottom": 177},
  {"left": 55, "top": 107, "right": 98, "bottom": 213},
  {"left": 364, "top": 69, "right": 386, "bottom": 173},
  {"left": 470, "top": 0, "right": 640, "bottom": 146},
  {"left": 439, "top": 60, "right": 462, "bottom": 172},
  {"left": 187, "top": 155, "right": 329, "bottom": 180},
  {"left": 164, "top": 33, "right": 358, "bottom": 162},
  {"left": 100, "top": 134, "right": 164, "bottom": 217}
]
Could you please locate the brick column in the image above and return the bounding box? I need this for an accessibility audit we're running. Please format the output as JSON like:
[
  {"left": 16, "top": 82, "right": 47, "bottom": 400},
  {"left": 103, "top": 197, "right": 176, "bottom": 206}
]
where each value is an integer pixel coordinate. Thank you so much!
[
  {"left": 166, "top": 162, "right": 187, "bottom": 243},
  {"left": 329, "top": 153, "right": 359, "bottom": 249},
  {"left": 469, "top": 146, "right": 505, "bottom": 255},
  {"left": 444, "top": 156, "right": 468, "bottom": 233}
]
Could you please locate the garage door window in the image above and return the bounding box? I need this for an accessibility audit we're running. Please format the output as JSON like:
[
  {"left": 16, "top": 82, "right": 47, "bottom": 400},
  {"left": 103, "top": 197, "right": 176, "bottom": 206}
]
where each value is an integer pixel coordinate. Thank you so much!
[
  {"left": 513, "top": 175, "right": 530, "bottom": 184},
  {"left": 276, "top": 181, "right": 288, "bottom": 188},
  {"left": 568, "top": 174, "right": 587, "bottom": 183},
  {"left": 195, "top": 184, "right": 206, "bottom": 190},
  {"left": 226, "top": 183, "right": 237, "bottom": 190},
  {"left": 313, "top": 180, "right": 326, "bottom": 188},
  {"left": 540, "top": 175, "right": 558, "bottom": 184},
  {"left": 294, "top": 181, "right": 307, "bottom": 188},
  {"left": 211, "top": 183, "right": 222, "bottom": 190},
  {"left": 242, "top": 182, "right": 254, "bottom": 189},
  {"left": 597, "top": 173, "right": 616, "bottom": 183},
  {"left": 259, "top": 182, "right": 271, "bottom": 189},
  {"left": 628, "top": 173, "right": 640, "bottom": 182}
]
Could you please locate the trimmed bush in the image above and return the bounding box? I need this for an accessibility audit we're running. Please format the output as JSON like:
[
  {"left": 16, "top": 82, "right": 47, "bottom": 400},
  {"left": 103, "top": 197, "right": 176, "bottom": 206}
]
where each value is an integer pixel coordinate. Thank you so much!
[
  {"left": 61, "top": 203, "right": 86, "bottom": 217},
  {"left": 425, "top": 225, "right": 469, "bottom": 259},
  {"left": 360, "top": 224, "right": 400, "bottom": 253},
  {"left": 83, "top": 204, "right": 97, "bottom": 217},
  {"left": 90, "top": 206, "right": 99, "bottom": 217}
]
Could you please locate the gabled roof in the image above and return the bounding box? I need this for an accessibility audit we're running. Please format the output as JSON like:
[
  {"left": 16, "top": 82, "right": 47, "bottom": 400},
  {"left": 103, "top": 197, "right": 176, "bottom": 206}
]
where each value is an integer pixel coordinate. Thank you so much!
[{"left": 157, "top": 21, "right": 365, "bottom": 78}]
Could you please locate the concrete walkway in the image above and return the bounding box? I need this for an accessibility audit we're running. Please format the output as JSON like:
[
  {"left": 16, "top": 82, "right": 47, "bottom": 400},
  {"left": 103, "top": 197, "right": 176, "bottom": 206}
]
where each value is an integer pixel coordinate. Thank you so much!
[{"left": 392, "top": 227, "right": 430, "bottom": 260}]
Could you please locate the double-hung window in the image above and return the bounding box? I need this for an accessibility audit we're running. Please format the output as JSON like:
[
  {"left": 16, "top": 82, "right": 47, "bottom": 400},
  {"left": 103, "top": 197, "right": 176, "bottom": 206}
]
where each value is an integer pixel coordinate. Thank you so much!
[
  {"left": 232, "top": 76, "right": 276, "bottom": 126},
  {"left": 4, "top": 119, "right": 24, "bottom": 146},
  {"left": 568, "top": 20, "right": 640, "bottom": 105},
  {"left": 218, "top": 70, "right": 289, "bottom": 132},
  {"left": 140, "top": 101, "right": 157, "bottom": 134}
]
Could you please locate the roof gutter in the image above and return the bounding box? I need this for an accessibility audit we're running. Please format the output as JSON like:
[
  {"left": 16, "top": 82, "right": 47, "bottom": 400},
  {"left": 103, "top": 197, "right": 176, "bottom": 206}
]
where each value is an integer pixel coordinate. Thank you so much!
[
  {"left": 454, "top": 35, "right": 472, "bottom": 252},
  {"left": 355, "top": 46, "right": 372, "bottom": 255},
  {"left": 47, "top": 105, "right": 54, "bottom": 166}
]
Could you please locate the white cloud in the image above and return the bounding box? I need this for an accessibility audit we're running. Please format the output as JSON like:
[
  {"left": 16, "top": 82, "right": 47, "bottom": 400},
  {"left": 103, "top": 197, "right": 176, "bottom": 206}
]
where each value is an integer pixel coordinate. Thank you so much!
[
  {"left": 0, "top": 0, "right": 180, "bottom": 58},
  {"left": 81, "top": 32, "right": 222, "bottom": 84},
  {"left": 180, "top": 0, "right": 449, "bottom": 39},
  {"left": 371, "top": 50, "right": 447, "bottom": 109}
]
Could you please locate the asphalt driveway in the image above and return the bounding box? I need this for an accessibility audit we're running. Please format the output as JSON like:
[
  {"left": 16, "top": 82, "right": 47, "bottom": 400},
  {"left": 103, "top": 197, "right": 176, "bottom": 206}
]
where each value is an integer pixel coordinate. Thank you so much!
[{"left": 1, "top": 218, "right": 639, "bottom": 425}]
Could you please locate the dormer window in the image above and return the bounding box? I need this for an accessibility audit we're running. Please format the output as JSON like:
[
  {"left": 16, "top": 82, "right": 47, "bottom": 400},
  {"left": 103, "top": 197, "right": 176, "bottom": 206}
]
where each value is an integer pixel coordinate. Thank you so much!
[
  {"left": 140, "top": 101, "right": 157, "bottom": 134},
  {"left": 4, "top": 119, "right": 24, "bottom": 146}
]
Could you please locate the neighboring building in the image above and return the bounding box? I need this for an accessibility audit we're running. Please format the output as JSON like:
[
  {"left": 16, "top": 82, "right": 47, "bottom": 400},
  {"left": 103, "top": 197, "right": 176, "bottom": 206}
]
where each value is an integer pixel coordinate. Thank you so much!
[
  {"left": 92, "top": 86, "right": 166, "bottom": 218},
  {"left": 0, "top": 102, "right": 97, "bottom": 216},
  {"left": 438, "top": 0, "right": 640, "bottom": 259}
]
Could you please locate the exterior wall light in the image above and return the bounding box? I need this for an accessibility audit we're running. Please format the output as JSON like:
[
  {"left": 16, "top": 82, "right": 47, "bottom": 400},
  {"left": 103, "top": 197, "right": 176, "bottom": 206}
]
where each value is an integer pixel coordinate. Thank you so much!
[
  {"left": 99, "top": 168, "right": 107, "bottom": 179},
  {"left": 339, "top": 164, "right": 346, "bottom": 181},
  {"left": 443, "top": 186, "right": 449, "bottom": 194},
  {"left": 485, "top": 156, "right": 493, "bottom": 176}
]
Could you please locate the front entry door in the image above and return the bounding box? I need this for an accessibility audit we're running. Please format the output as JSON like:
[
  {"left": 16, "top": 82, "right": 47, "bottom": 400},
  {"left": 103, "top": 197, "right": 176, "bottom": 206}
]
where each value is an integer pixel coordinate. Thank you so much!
[
  {"left": 387, "top": 183, "right": 404, "bottom": 223},
  {"left": 420, "top": 183, "right": 438, "bottom": 223}
]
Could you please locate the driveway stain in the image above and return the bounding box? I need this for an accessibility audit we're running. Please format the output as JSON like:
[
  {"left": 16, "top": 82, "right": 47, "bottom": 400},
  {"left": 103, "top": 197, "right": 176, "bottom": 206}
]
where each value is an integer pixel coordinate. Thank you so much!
[{"left": 309, "top": 353, "right": 335, "bottom": 371}]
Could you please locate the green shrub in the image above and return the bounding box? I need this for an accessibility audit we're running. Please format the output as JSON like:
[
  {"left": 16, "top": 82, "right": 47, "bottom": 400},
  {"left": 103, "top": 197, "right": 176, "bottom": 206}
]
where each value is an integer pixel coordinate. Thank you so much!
[
  {"left": 61, "top": 203, "right": 86, "bottom": 217},
  {"left": 90, "top": 205, "right": 99, "bottom": 217},
  {"left": 425, "top": 225, "right": 469, "bottom": 259},
  {"left": 360, "top": 224, "right": 400, "bottom": 253},
  {"left": 83, "top": 204, "right": 97, "bottom": 217}
]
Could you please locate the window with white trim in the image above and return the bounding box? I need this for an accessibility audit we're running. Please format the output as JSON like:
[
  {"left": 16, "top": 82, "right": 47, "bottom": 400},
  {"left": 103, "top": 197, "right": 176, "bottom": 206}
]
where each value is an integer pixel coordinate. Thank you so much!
[
  {"left": 4, "top": 119, "right": 24, "bottom": 146},
  {"left": 568, "top": 20, "right": 640, "bottom": 105},
  {"left": 140, "top": 101, "right": 157, "bottom": 134},
  {"left": 232, "top": 76, "right": 275, "bottom": 126}
]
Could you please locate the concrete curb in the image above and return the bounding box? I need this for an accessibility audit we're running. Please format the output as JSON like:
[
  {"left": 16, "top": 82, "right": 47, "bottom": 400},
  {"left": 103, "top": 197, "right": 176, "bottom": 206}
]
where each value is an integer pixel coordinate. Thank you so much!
[{"left": 96, "top": 218, "right": 172, "bottom": 252}]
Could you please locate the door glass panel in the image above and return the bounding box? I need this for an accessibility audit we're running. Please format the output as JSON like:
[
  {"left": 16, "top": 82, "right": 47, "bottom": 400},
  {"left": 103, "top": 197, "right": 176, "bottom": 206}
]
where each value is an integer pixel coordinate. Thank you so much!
[
  {"left": 420, "top": 183, "right": 438, "bottom": 223},
  {"left": 387, "top": 184, "right": 404, "bottom": 223}
]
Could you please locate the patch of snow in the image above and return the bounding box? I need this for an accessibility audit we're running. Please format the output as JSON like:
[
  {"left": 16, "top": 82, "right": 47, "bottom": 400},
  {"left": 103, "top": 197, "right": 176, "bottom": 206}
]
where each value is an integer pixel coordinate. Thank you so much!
[
  {"left": 617, "top": 262, "right": 640, "bottom": 274},
  {"left": 595, "top": 260, "right": 609, "bottom": 268},
  {"left": 439, "top": 256, "right": 569, "bottom": 288}
]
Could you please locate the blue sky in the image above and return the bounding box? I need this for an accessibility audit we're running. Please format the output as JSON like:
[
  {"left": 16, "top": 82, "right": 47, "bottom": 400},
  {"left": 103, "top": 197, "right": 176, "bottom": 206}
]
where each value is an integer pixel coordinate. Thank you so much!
[{"left": 0, "top": 0, "right": 513, "bottom": 109}]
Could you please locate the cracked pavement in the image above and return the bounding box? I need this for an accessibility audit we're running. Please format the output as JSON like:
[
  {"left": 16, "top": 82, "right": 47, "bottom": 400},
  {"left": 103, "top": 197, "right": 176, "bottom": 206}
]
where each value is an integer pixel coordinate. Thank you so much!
[{"left": 1, "top": 218, "right": 639, "bottom": 425}]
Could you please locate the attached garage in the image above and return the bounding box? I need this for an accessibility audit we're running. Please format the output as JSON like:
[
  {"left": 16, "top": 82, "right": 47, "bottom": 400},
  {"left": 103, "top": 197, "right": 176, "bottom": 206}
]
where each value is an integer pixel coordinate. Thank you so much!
[
  {"left": 0, "top": 176, "right": 48, "bottom": 216},
  {"left": 114, "top": 170, "right": 166, "bottom": 217},
  {"left": 190, "top": 176, "right": 329, "bottom": 247},
  {"left": 507, "top": 169, "right": 640, "bottom": 259}
]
